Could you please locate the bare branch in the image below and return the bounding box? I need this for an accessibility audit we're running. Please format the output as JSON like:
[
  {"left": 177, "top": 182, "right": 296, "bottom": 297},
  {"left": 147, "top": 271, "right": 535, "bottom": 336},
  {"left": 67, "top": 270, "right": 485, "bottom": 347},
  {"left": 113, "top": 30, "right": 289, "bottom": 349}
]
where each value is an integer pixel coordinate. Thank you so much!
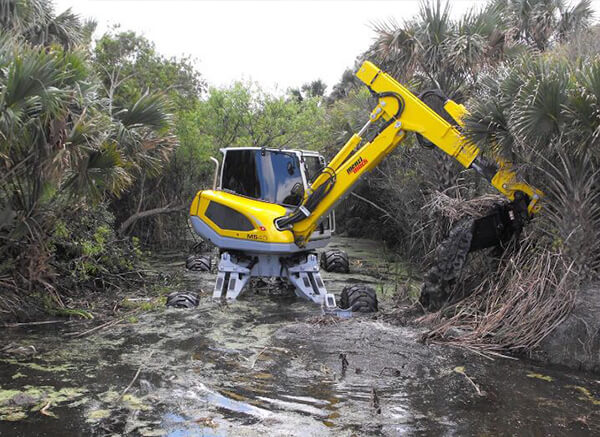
[{"left": 118, "top": 203, "right": 185, "bottom": 236}]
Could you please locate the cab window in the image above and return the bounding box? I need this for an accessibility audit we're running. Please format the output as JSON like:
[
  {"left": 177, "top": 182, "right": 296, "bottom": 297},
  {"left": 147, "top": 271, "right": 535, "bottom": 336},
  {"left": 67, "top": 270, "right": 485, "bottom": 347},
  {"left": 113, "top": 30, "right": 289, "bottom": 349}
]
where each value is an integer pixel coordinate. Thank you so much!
[{"left": 221, "top": 149, "right": 303, "bottom": 206}]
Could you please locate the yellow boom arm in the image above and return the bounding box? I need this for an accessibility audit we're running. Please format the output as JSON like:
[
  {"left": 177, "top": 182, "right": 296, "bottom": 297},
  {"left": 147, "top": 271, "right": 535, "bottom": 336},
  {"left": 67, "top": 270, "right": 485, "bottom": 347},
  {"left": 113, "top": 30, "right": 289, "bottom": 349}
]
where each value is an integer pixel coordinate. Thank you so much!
[{"left": 276, "top": 61, "right": 543, "bottom": 247}]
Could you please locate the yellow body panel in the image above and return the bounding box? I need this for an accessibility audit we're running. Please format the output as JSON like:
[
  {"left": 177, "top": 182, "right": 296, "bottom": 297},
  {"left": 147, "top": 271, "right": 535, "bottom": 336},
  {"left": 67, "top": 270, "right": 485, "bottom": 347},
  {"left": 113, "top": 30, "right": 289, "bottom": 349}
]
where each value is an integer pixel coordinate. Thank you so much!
[
  {"left": 191, "top": 190, "right": 294, "bottom": 244},
  {"left": 443, "top": 100, "right": 469, "bottom": 124}
]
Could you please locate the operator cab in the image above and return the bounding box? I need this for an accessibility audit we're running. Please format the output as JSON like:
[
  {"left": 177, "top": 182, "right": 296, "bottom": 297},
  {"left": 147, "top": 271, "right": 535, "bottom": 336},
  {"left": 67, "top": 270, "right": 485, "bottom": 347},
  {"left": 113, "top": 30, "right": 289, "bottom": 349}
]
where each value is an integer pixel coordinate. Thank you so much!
[{"left": 216, "top": 147, "right": 334, "bottom": 236}]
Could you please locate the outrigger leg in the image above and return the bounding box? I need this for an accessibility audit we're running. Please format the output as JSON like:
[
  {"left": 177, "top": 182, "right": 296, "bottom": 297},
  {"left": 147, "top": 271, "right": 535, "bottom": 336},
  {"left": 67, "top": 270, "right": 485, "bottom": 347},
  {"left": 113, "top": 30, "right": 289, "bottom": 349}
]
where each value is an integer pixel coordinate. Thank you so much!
[{"left": 213, "top": 251, "right": 336, "bottom": 308}]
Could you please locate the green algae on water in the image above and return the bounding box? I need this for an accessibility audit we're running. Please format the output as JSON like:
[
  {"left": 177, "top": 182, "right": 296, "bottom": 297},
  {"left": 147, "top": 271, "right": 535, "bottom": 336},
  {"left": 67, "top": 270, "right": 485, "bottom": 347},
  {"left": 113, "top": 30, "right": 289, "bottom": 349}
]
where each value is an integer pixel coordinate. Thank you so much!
[
  {"left": 0, "top": 407, "right": 27, "bottom": 421},
  {"left": 527, "top": 372, "right": 553, "bottom": 382},
  {"left": 122, "top": 393, "right": 151, "bottom": 411},
  {"left": 0, "top": 385, "right": 87, "bottom": 423},
  {"left": 87, "top": 409, "right": 111, "bottom": 421},
  {"left": 0, "top": 358, "right": 73, "bottom": 373},
  {"left": 0, "top": 388, "right": 22, "bottom": 405}
]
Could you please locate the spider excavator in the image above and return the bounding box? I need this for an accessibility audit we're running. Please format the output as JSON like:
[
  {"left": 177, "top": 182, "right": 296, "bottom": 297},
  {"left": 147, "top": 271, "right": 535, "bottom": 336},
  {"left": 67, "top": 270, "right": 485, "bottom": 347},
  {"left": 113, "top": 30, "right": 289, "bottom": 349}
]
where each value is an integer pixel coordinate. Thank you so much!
[{"left": 186, "top": 61, "right": 543, "bottom": 312}]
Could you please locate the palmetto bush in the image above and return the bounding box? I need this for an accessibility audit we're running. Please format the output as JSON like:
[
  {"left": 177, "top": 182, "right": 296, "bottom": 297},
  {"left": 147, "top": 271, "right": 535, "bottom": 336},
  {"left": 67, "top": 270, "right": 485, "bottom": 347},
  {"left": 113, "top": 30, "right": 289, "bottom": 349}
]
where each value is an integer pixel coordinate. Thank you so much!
[
  {"left": 334, "top": 1, "right": 594, "bottom": 255},
  {"left": 421, "top": 48, "right": 600, "bottom": 352},
  {"left": 0, "top": 1, "right": 175, "bottom": 318},
  {"left": 348, "top": 0, "right": 597, "bottom": 266},
  {"left": 465, "top": 53, "right": 600, "bottom": 274},
  {"left": 369, "top": 0, "right": 593, "bottom": 95},
  {"left": 322, "top": 1, "right": 600, "bottom": 351}
]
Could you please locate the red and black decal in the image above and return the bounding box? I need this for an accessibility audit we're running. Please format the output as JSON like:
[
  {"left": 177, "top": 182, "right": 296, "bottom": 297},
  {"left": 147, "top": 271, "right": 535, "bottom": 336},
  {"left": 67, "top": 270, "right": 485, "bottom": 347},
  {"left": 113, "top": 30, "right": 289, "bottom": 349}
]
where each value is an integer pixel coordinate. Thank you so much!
[{"left": 346, "top": 156, "right": 369, "bottom": 174}]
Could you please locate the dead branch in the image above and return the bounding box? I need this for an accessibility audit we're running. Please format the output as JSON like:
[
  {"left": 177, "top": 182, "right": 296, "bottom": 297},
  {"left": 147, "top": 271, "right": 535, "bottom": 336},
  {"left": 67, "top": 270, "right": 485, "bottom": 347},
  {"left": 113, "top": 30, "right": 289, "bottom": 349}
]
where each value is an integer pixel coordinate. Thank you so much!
[
  {"left": 66, "top": 312, "right": 134, "bottom": 338},
  {"left": 118, "top": 203, "right": 185, "bottom": 236},
  {"left": 40, "top": 401, "right": 53, "bottom": 416},
  {"left": 250, "top": 347, "right": 267, "bottom": 369},
  {"left": 119, "top": 351, "right": 154, "bottom": 400},
  {"left": 3, "top": 320, "right": 76, "bottom": 328}
]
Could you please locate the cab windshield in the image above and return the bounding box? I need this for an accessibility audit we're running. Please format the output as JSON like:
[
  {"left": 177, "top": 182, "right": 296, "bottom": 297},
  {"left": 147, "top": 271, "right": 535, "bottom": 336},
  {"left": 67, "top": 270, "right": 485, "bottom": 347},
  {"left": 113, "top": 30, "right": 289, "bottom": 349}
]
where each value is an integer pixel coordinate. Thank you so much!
[{"left": 221, "top": 149, "right": 304, "bottom": 206}]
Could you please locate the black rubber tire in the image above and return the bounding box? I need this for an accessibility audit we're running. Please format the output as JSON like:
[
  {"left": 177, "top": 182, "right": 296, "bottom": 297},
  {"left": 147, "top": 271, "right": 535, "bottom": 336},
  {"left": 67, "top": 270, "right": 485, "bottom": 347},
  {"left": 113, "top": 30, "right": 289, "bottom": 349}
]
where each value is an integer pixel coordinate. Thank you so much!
[
  {"left": 186, "top": 255, "right": 211, "bottom": 271},
  {"left": 166, "top": 292, "right": 199, "bottom": 308},
  {"left": 339, "top": 284, "right": 378, "bottom": 312},
  {"left": 419, "top": 218, "right": 475, "bottom": 311},
  {"left": 320, "top": 249, "right": 350, "bottom": 273}
]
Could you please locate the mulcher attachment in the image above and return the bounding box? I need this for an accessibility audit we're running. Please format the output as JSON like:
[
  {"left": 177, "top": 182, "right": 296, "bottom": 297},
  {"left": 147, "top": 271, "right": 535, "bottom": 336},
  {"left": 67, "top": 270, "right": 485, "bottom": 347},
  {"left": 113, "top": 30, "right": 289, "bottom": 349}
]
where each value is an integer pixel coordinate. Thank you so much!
[{"left": 420, "top": 192, "right": 531, "bottom": 311}]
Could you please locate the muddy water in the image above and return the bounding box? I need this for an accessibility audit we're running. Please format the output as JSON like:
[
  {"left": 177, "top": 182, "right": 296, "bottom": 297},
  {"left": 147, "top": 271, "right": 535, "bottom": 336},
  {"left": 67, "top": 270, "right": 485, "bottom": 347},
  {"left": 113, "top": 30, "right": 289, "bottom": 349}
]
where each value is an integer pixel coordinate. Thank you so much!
[{"left": 1, "top": 238, "right": 599, "bottom": 436}]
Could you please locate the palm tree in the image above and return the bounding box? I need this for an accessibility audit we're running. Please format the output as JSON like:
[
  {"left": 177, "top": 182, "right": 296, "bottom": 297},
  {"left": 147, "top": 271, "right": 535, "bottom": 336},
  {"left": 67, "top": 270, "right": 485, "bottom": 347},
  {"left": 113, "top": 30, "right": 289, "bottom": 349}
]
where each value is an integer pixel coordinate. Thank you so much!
[
  {"left": 0, "top": 2, "right": 176, "bottom": 289},
  {"left": 0, "top": 0, "right": 83, "bottom": 48},
  {"left": 369, "top": 0, "right": 495, "bottom": 97},
  {"left": 368, "top": 0, "right": 592, "bottom": 96},
  {"left": 327, "top": 68, "right": 362, "bottom": 103},
  {"left": 494, "top": 0, "right": 593, "bottom": 50},
  {"left": 301, "top": 80, "right": 327, "bottom": 98}
]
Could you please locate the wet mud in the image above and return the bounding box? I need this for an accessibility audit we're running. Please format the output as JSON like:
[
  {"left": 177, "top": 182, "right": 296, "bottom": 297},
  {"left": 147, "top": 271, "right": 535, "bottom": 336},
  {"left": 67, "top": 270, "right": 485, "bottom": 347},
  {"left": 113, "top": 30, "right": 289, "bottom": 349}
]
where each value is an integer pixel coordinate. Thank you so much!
[{"left": 1, "top": 237, "right": 599, "bottom": 436}]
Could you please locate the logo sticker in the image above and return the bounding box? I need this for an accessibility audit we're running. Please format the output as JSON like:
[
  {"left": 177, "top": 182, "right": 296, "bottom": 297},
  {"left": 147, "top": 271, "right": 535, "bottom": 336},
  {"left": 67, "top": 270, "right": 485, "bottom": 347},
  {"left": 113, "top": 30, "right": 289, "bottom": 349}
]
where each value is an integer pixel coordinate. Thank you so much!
[
  {"left": 346, "top": 156, "right": 368, "bottom": 174},
  {"left": 247, "top": 233, "right": 267, "bottom": 241}
]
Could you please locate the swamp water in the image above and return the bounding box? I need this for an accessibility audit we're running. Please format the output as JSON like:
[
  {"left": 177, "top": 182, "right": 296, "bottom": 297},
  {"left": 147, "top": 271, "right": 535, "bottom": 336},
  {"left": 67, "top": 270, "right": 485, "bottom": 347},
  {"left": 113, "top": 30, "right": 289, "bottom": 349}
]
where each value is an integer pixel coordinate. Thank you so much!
[{"left": 1, "top": 238, "right": 599, "bottom": 436}]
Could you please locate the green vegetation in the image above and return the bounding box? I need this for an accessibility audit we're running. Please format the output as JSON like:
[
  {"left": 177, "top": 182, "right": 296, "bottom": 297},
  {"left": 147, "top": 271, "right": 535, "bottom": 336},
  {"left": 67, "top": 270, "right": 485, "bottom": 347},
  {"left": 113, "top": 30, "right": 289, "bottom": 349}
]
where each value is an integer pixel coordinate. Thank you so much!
[
  {"left": 0, "top": 1, "right": 180, "bottom": 318},
  {"left": 0, "top": 0, "right": 598, "bottom": 359},
  {"left": 0, "top": 385, "right": 87, "bottom": 421}
]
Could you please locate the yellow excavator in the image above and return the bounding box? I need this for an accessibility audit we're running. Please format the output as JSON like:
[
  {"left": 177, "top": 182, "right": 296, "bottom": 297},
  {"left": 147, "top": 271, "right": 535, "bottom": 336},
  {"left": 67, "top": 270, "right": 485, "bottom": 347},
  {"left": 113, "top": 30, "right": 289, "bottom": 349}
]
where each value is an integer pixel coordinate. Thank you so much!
[{"left": 183, "top": 61, "right": 543, "bottom": 312}]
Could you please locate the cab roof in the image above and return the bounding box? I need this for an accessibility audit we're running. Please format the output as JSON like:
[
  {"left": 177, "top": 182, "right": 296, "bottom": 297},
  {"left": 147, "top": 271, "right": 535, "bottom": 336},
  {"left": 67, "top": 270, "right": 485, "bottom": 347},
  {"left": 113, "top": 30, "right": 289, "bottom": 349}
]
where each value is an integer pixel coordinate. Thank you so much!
[{"left": 219, "top": 147, "right": 323, "bottom": 157}]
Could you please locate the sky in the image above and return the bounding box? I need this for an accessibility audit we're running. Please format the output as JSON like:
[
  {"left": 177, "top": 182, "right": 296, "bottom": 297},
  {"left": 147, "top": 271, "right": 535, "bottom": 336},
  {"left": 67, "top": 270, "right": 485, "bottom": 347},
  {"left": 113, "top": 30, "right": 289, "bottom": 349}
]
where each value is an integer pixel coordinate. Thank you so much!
[{"left": 53, "top": 0, "right": 600, "bottom": 93}]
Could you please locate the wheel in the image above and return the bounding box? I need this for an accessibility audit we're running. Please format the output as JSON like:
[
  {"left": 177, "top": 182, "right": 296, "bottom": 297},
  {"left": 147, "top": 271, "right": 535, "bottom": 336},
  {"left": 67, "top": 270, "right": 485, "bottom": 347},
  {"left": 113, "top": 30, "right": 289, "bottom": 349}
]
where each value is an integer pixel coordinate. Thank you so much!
[
  {"left": 320, "top": 249, "right": 350, "bottom": 273},
  {"left": 186, "top": 255, "right": 211, "bottom": 271},
  {"left": 166, "top": 292, "right": 199, "bottom": 308},
  {"left": 419, "top": 218, "right": 474, "bottom": 311},
  {"left": 339, "top": 284, "right": 378, "bottom": 312}
]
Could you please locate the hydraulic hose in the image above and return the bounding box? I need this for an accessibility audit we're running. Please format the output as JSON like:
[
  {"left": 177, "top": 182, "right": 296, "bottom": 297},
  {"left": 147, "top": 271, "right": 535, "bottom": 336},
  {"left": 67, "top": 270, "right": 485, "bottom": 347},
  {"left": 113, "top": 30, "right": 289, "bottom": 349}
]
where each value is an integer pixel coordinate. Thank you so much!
[
  {"left": 274, "top": 167, "right": 336, "bottom": 230},
  {"left": 416, "top": 89, "right": 452, "bottom": 149}
]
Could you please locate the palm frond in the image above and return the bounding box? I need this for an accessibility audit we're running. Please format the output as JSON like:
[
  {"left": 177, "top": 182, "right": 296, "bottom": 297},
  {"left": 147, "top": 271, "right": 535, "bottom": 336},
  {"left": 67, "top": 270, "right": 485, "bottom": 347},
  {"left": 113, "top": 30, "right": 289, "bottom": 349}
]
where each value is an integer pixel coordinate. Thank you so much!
[
  {"left": 540, "top": 150, "right": 600, "bottom": 274},
  {"left": 45, "top": 8, "right": 82, "bottom": 49},
  {"left": 558, "top": 0, "right": 593, "bottom": 40},
  {"left": 510, "top": 57, "right": 570, "bottom": 149},
  {"left": 63, "top": 143, "right": 132, "bottom": 201},
  {"left": 565, "top": 61, "right": 600, "bottom": 151},
  {"left": 114, "top": 92, "right": 171, "bottom": 130}
]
